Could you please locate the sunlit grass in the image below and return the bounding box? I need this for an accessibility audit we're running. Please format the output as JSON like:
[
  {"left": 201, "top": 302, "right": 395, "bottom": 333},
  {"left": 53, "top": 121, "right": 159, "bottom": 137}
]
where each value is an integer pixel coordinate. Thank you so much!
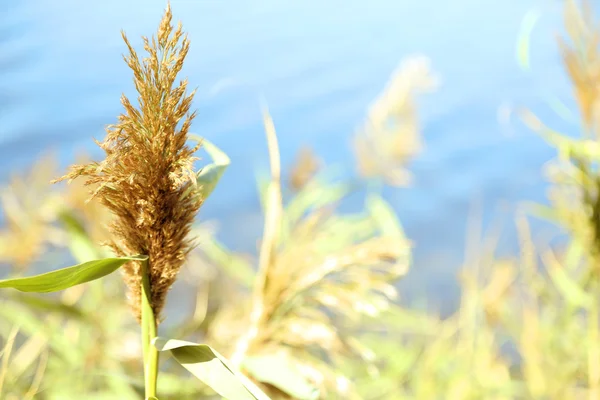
[{"left": 3, "top": 0, "right": 600, "bottom": 399}]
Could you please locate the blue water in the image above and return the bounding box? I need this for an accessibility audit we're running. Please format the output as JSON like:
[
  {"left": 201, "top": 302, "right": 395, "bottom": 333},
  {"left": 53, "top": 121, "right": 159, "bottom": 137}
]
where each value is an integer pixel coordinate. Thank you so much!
[{"left": 0, "top": 0, "right": 575, "bottom": 315}]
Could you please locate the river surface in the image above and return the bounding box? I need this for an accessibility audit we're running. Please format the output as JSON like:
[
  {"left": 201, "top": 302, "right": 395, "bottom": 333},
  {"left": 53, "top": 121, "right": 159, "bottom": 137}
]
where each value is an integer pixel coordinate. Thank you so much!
[{"left": 0, "top": 0, "right": 575, "bottom": 316}]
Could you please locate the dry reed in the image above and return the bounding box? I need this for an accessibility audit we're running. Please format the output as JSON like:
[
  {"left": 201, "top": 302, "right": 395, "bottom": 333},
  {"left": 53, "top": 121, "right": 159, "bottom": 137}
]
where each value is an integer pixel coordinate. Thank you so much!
[{"left": 54, "top": 4, "right": 202, "bottom": 321}]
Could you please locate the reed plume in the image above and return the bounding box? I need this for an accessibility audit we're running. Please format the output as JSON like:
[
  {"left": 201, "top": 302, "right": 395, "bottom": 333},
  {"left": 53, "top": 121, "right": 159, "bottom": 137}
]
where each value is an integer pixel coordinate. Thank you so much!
[
  {"left": 559, "top": 0, "right": 600, "bottom": 132},
  {"left": 354, "top": 56, "right": 438, "bottom": 186},
  {"left": 54, "top": 4, "right": 201, "bottom": 321},
  {"left": 288, "top": 146, "right": 321, "bottom": 192}
]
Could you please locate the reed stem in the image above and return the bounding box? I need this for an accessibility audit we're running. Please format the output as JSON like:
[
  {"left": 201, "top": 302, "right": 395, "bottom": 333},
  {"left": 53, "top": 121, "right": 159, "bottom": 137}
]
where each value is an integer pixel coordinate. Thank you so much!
[{"left": 141, "top": 258, "right": 159, "bottom": 398}]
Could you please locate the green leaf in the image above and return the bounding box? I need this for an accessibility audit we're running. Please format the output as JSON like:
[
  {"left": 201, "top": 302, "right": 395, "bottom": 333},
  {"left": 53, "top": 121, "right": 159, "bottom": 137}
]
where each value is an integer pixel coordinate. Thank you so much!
[
  {"left": 153, "top": 338, "right": 271, "bottom": 400},
  {"left": 563, "top": 239, "right": 585, "bottom": 272},
  {"left": 525, "top": 202, "right": 562, "bottom": 224},
  {"left": 58, "top": 210, "right": 108, "bottom": 263},
  {"left": 6, "top": 291, "right": 87, "bottom": 320},
  {"left": 366, "top": 194, "right": 406, "bottom": 241},
  {"left": 243, "top": 352, "right": 319, "bottom": 400},
  {"left": 548, "top": 266, "right": 592, "bottom": 308},
  {"left": 157, "top": 373, "right": 210, "bottom": 397},
  {"left": 0, "top": 302, "right": 80, "bottom": 364},
  {"left": 543, "top": 251, "right": 593, "bottom": 309},
  {"left": 190, "top": 135, "right": 230, "bottom": 200},
  {"left": 516, "top": 9, "right": 541, "bottom": 71},
  {"left": 198, "top": 236, "right": 255, "bottom": 287},
  {"left": 544, "top": 93, "right": 576, "bottom": 124},
  {"left": 534, "top": 125, "right": 600, "bottom": 161},
  {"left": 131, "top": 372, "right": 209, "bottom": 397},
  {"left": 256, "top": 173, "right": 271, "bottom": 211},
  {"left": 0, "top": 255, "right": 147, "bottom": 293},
  {"left": 286, "top": 179, "right": 352, "bottom": 223}
]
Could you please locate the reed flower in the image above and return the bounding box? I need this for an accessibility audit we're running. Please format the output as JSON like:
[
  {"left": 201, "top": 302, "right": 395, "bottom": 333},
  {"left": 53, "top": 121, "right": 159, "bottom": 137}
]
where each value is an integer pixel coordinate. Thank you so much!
[
  {"left": 288, "top": 146, "right": 321, "bottom": 191},
  {"left": 559, "top": 0, "right": 600, "bottom": 131},
  {"left": 354, "top": 55, "right": 438, "bottom": 186},
  {"left": 54, "top": 4, "right": 202, "bottom": 321}
]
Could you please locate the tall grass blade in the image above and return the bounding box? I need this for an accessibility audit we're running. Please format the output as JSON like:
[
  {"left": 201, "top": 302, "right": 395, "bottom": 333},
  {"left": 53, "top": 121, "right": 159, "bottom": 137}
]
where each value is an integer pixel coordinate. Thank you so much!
[
  {"left": 543, "top": 250, "right": 593, "bottom": 309},
  {"left": 516, "top": 9, "right": 541, "bottom": 71},
  {"left": 6, "top": 292, "right": 87, "bottom": 320},
  {"left": 58, "top": 210, "right": 107, "bottom": 263},
  {"left": 366, "top": 193, "right": 406, "bottom": 241},
  {"left": 153, "top": 338, "right": 271, "bottom": 400},
  {"left": 0, "top": 255, "right": 147, "bottom": 292}
]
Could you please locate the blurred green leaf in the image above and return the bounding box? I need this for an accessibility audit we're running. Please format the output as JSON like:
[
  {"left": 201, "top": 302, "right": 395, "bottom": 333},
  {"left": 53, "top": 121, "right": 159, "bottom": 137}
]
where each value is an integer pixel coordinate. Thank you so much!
[
  {"left": 156, "top": 372, "right": 209, "bottom": 397},
  {"left": 48, "top": 393, "right": 136, "bottom": 400},
  {"left": 58, "top": 210, "right": 106, "bottom": 263},
  {"left": 563, "top": 238, "right": 585, "bottom": 272},
  {"left": 366, "top": 194, "right": 406, "bottom": 240},
  {"left": 313, "top": 214, "right": 376, "bottom": 253},
  {"left": 153, "top": 338, "right": 271, "bottom": 400},
  {"left": 255, "top": 173, "right": 271, "bottom": 211},
  {"left": 0, "top": 303, "right": 80, "bottom": 364},
  {"left": 243, "top": 352, "right": 319, "bottom": 400},
  {"left": 6, "top": 292, "right": 87, "bottom": 320},
  {"left": 516, "top": 9, "right": 541, "bottom": 71},
  {"left": 190, "top": 135, "right": 230, "bottom": 201},
  {"left": 0, "top": 255, "right": 147, "bottom": 293},
  {"left": 526, "top": 203, "right": 562, "bottom": 224},
  {"left": 544, "top": 93, "right": 577, "bottom": 124},
  {"left": 535, "top": 125, "right": 600, "bottom": 161},
  {"left": 199, "top": 237, "right": 255, "bottom": 287},
  {"left": 544, "top": 251, "right": 593, "bottom": 308},
  {"left": 286, "top": 179, "right": 352, "bottom": 223}
]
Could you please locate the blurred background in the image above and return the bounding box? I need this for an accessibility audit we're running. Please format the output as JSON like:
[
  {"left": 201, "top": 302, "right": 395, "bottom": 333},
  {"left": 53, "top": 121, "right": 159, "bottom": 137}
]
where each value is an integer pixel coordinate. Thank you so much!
[
  {"left": 2, "top": 0, "right": 596, "bottom": 399},
  {"left": 0, "top": 0, "right": 569, "bottom": 314}
]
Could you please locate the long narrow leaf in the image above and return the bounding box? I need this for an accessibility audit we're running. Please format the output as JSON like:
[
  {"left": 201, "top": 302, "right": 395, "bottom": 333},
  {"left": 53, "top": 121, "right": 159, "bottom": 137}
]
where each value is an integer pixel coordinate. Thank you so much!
[
  {"left": 153, "top": 338, "right": 271, "bottom": 400},
  {"left": 58, "top": 210, "right": 108, "bottom": 263},
  {"left": 366, "top": 193, "right": 406, "bottom": 241},
  {"left": 0, "top": 303, "right": 79, "bottom": 365},
  {"left": 543, "top": 250, "right": 593, "bottom": 309},
  {"left": 516, "top": 9, "right": 541, "bottom": 71},
  {"left": 6, "top": 292, "right": 87, "bottom": 320},
  {"left": 189, "top": 135, "right": 230, "bottom": 200},
  {"left": 198, "top": 237, "right": 255, "bottom": 287},
  {"left": 0, "top": 255, "right": 147, "bottom": 293}
]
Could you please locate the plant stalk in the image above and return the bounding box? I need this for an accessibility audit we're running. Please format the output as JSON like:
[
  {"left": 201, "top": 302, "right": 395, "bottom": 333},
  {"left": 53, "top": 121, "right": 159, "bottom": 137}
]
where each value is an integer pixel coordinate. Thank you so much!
[
  {"left": 141, "top": 258, "right": 159, "bottom": 398},
  {"left": 231, "top": 109, "right": 282, "bottom": 367}
]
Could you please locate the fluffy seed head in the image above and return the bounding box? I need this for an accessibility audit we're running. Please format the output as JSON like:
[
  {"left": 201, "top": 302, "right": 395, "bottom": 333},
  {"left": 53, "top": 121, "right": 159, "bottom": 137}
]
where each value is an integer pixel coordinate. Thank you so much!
[{"left": 55, "top": 4, "right": 202, "bottom": 321}]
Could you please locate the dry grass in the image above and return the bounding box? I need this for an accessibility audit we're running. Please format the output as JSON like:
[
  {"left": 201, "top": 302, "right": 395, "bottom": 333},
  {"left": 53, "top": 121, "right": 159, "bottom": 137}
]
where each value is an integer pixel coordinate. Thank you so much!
[{"left": 354, "top": 55, "right": 438, "bottom": 186}]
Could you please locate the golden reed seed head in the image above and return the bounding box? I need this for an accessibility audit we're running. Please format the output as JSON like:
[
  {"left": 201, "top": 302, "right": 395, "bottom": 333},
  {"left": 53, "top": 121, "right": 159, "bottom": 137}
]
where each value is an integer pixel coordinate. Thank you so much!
[{"left": 54, "top": 4, "right": 202, "bottom": 322}]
